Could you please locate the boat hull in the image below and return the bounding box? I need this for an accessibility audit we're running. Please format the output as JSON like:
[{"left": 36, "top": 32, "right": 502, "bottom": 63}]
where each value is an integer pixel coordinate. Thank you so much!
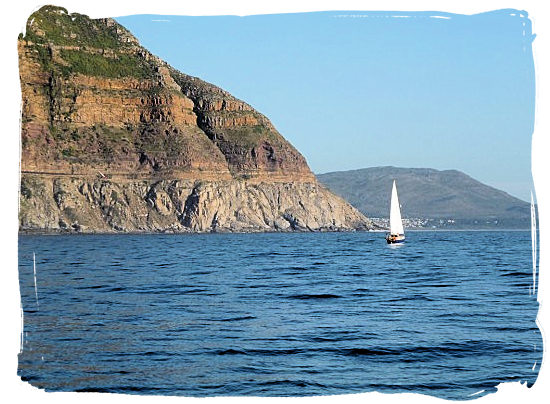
[{"left": 386, "top": 234, "right": 405, "bottom": 244}]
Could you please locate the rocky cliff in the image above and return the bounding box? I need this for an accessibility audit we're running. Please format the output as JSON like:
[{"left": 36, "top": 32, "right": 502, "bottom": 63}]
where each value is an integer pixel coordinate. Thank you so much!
[{"left": 19, "top": 6, "right": 372, "bottom": 233}]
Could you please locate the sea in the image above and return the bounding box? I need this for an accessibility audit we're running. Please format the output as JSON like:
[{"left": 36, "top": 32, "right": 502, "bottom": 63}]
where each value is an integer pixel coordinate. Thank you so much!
[{"left": 17, "top": 230, "right": 541, "bottom": 400}]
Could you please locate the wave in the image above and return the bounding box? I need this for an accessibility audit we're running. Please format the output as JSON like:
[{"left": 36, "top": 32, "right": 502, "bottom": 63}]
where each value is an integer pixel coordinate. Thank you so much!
[
  {"left": 256, "top": 379, "right": 327, "bottom": 389},
  {"left": 215, "top": 316, "right": 256, "bottom": 322},
  {"left": 387, "top": 294, "right": 434, "bottom": 302},
  {"left": 209, "top": 340, "right": 531, "bottom": 358},
  {"left": 499, "top": 271, "right": 528, "bottom": 277},
  {"left": 75, "top": 386, "right": 172, "bottom": 393},
  {"left": 343, "top": 341, "right": 532, "bottom": 358},
  {"left": 286, "top": 294, "right": 341, "bottom": 300}
]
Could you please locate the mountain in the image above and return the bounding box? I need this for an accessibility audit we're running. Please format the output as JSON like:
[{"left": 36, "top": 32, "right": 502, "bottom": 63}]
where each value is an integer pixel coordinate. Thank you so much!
[
  {"left": 317, "top": 167, "right": 532, "bottom": 229},
  {"left": 18, "top": 5, "right": 371, "bottom": 233}
]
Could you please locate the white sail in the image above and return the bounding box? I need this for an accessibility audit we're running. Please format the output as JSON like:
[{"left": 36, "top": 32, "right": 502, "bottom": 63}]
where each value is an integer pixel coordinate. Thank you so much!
[{"left": 389, "top": 180, "right": 404, "bottom": 235}]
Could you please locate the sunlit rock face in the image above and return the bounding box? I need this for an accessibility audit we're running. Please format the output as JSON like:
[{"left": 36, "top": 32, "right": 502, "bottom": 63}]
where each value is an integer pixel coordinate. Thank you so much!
[{"left": 18, "top": 6, "right": 372, "bottom": 233}]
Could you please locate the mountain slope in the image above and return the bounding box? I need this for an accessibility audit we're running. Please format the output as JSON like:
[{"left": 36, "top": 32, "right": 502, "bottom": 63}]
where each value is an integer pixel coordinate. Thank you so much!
[
  {"left": 18, "top": 6, "right": 371, "bottom": 233},
  {"left": 317, "top": 166, "right": 531, "bottom": 228}
]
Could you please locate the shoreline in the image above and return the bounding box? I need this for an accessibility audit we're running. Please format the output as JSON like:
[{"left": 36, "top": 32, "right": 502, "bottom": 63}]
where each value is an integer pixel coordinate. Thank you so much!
[{"left": 18, "top": 228, "right": 532, "bottom": 236}]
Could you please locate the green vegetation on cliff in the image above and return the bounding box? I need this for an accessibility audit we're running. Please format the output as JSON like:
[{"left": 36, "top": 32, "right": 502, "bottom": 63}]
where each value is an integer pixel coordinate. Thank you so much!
[
  {"left": 23, "top": 6, "right": 128, "bottom": 49},
  {"left": 58, "top": 49, "right": 155, "bottom": 79},
  {"left": 21, "top": 5, "right": 154, "bottom": 79}
]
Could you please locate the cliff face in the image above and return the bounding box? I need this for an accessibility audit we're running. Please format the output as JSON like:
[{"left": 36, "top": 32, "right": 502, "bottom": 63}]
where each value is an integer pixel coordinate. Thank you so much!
[
  {"left": 20, "top": 175, "right": 368, "bottom": 233},
  {"left": 19, "top": 6, "right": 372, "bottom": 233}
]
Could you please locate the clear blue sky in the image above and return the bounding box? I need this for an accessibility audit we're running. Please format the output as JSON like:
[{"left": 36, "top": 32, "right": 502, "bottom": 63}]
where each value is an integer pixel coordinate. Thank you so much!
[{"left": 116, "top": 10, "right": 535, "bottom": 201}]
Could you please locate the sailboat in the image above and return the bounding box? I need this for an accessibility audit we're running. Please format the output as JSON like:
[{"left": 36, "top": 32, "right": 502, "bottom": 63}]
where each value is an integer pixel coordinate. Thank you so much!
[{"left": 386, "top": 180, "right": 405, "bottom": 244}]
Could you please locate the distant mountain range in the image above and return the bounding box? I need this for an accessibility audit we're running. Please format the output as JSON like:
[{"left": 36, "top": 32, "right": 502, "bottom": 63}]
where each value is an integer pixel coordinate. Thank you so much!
[{"left": 317, "top": 167, "right": 532, "bottom": 229}]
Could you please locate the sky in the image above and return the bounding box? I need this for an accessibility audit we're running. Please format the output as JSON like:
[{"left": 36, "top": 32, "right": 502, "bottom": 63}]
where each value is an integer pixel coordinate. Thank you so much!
[{"left": 115, "top": 9, "right": 536, "bottom": 202}]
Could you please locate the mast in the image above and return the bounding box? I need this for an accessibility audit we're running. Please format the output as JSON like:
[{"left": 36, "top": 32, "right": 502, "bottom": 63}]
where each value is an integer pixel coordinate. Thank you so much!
[{"left": 389, "top": 180, "right": 404, "bottom": 235}]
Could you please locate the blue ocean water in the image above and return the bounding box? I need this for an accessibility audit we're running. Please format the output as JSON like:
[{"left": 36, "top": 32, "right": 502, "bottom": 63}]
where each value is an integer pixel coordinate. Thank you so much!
[{"left": 18, "top": 231, "right": 541, "bottom": 399}]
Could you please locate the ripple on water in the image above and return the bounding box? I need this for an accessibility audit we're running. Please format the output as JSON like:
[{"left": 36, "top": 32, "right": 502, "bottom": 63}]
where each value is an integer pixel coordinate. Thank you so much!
[{"left": 17, "top": 231, "right": 541, "bottom": 399}]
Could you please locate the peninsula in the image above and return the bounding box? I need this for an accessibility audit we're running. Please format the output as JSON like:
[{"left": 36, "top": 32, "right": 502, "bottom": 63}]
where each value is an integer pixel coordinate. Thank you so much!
[{"left": 18, "top": 6, "right": 372, "bottom": 233}]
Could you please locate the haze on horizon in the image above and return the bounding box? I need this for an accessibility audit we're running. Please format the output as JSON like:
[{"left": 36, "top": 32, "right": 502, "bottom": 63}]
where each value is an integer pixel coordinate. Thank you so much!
[{"left": 116, "top": 10, "right": 535, "bottom": 202}]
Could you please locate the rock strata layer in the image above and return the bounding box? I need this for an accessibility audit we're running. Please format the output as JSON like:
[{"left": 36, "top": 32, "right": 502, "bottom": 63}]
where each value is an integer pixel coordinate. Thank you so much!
[{"left": 18, "top": 6, "right": 372, "bottom": 233}]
